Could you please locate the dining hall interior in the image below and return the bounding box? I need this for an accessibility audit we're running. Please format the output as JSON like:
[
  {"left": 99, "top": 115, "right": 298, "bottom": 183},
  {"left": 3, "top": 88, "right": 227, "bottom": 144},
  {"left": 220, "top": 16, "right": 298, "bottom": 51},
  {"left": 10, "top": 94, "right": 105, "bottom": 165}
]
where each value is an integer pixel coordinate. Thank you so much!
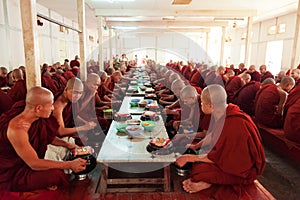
[{"left": 0, "top": 0, "right": 300, "bottom": 199}]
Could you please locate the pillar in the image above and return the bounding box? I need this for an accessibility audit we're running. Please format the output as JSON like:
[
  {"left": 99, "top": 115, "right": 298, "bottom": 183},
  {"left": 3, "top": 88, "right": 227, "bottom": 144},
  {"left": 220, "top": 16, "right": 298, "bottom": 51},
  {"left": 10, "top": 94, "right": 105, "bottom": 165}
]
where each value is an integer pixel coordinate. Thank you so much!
[
  {"left": 77, "top": 0, "right": 87, "bottom": 81},
  {"left": 244, "top": 16, "right": 253, "bottom": 67},
  {"left": 291, "top": 0, "right": 300, "bottom": 69},
  {"left": 220, "top": 26, "right": 226, "bottom": 66},
  {"left": 97, "top": 16, "right": 104, "bottom": 71}
]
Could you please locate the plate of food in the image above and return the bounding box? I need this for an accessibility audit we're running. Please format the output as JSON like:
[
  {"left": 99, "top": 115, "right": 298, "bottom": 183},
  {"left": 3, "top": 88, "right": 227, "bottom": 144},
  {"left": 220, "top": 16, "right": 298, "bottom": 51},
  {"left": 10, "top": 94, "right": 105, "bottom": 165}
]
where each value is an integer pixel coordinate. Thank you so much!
[
  {"left": 126, "top": 119, "right": 141, "bottom": 125},
  {"left": 146, "top": 138, "right": 173, "bottom": 155},
  {"left": 140, "top": 111, "right": 159, "bottom": 121},
  {"left": 126, "top": 125, "right": 144, "bottom": 138},
  {"left": 114, "top": 112, "right": 132, "bottom": 121}
]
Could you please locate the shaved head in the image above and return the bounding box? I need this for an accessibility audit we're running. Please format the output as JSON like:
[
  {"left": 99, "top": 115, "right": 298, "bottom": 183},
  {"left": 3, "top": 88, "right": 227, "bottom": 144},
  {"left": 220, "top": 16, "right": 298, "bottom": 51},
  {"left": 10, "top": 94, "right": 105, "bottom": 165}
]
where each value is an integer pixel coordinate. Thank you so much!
[
  {"left": 180, "top": 85, "right": 198, "bottom": 99},
  {"left": 66, "top": 77, "right": 83, "bottom": 90},
  {"left": 201, "top": 84, "right": 227, "bottom": 108},
  {"left": 12, "top": 68, "right": 23, "bottom": 80},
  {"left": 87, "top": 73, "right": 100, "bottom": 83},
  {"left": 26, "top": 87, "right": 53, "bottom": 109},
  {"left": 262, "top": 78, "right": 275, "bottom": 85}
]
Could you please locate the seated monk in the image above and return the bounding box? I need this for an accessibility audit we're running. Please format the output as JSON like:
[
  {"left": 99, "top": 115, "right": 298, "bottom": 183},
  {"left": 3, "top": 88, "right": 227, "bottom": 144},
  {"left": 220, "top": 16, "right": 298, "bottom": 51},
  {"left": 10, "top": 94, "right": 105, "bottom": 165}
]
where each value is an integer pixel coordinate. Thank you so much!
[
  {"left": 247, "top": 65, "right": 261, "bottom": 82},
  {"left": 159, "top": 79, "right": 185, "bottom": 106},
  {"left": 283, "top": 80, "right": 300, "bottom": 119},
  {"left": 77, "top": 73, "right": 111, "bottom": 133},
  {"left": 0, "top": 87, "right": 86, "bottom": 192},
  {"left": 7, "top": 68, "right": 27, "bottom": 103},
  {"left": 176, "top": 84, "right": 265, "bottom": 194},
  {"left": 290, "top": 68, "right": 300, "bottom": 87},
  {"left": 284, "top": 97, "right": 300, "bottom": 143},
  {"left": 62, "top": 65, "right": 76, "bottom": 81},
  {"left": 259, "top": 64, "right": 274, "bottom": 82},
  {"left": 0, "top": 90, "right": 13, "bottom": 116},
  {"left": 171, "top": 86, "right": 210, "bottom": 143},
  {"left": 233, "top": 74, "right": 260, "bottom": 116},
  {"left": 0, "top": 67, "right": 8, "bottom": 87},
  {"left": 53, "top": 78, "right": 96, "bottom": 146},
  {"left": 225, "top": 74, "right": 250, "bottom": 103},
  {"left": 255, "top": 76, "right": 295, "bottom": 128}
]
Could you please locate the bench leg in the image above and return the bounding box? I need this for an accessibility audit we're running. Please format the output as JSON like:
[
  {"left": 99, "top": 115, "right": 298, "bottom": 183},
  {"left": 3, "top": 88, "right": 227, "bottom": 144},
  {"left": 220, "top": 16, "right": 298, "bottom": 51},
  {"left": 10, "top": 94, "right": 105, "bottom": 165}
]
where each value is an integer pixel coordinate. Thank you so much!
[
  {"left": 96, "top": 164, "right": 108, "bottom": 194},
  {"left": 164, "top": 165, "right": 171, "bottom": 192}
]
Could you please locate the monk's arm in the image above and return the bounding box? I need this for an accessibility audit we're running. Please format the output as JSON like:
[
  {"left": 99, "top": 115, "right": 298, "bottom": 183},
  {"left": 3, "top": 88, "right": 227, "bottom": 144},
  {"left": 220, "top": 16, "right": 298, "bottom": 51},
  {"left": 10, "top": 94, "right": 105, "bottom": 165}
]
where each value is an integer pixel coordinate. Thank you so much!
[
  {"left": 7, "top": 126, "right": 86, "bottom": 172},
  {"left": 165, "top": 99, "right": 180, "bottom": 110},
  {"left": 51, "top": 136, "right": 77, "bottom": 150},
  {"left": 176, "top": 154, "right": 213, "bottom": 167}
]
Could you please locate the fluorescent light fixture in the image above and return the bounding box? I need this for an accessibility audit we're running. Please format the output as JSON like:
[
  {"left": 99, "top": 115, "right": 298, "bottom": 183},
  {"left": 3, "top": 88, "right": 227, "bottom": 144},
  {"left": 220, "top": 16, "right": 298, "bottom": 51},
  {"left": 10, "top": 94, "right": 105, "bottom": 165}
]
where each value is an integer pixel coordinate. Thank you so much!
[
  {"left": 112, "top": 26, "right": 137, "bottom": 30},
  {"left": 162, "top": 16, "right": 175, "bottom": 20},
  {"left": 92, "top": 0, "right": 135, "bottom": 2}
]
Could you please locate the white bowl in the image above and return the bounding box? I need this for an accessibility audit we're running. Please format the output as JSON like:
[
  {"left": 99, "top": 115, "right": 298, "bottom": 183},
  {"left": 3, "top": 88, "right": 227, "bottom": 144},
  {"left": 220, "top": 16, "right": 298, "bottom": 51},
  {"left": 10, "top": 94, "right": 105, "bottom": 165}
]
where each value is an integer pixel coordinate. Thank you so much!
[{"left": 126, "top": 125, "right": 144, "bottom": 138}]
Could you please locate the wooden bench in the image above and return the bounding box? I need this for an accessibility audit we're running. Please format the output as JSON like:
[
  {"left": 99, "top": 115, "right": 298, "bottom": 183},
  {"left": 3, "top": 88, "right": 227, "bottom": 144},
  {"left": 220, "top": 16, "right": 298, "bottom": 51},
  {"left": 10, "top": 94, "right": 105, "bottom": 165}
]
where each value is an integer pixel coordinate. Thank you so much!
[{"left": 256, "top": 122, "right": 300, "bottom": 164}]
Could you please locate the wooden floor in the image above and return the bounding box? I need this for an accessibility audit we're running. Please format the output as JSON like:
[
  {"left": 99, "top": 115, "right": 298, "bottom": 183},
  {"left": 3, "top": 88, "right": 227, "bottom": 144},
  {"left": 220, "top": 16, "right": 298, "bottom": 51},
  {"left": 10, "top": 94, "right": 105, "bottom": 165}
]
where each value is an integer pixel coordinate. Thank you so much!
[{"left": 0, "top": 164, "right": 275, "bottom": 200}]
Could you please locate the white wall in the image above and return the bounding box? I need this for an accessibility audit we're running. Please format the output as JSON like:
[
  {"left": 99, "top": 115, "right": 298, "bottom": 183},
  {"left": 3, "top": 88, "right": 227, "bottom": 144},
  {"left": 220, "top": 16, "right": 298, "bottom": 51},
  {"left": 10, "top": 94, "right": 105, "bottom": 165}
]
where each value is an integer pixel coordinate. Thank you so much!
[
  {"left": 230, "top": 12, "right": 297, "bottom": 73},
  {"left": 0, "top": 0, "right": 98, "bottom": 71}
]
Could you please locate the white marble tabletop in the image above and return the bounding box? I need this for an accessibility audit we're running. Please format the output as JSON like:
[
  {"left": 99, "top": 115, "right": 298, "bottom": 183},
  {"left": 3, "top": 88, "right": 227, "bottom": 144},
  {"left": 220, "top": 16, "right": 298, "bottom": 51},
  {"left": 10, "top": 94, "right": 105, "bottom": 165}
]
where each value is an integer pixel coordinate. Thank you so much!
[{"left": 118, "top": 96, "right": 158, "bottom": 115}]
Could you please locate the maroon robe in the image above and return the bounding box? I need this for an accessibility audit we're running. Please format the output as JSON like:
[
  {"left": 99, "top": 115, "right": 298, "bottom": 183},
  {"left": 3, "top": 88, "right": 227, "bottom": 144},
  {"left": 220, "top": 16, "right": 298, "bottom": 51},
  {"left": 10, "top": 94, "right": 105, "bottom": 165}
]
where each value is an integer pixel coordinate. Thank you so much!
[
  {"left": 0, "top": 101, "right": 69, "bottom": 191},
  {"left": 62, "top": 71, "right": 75, "bottom": 81},
  {"left": 234, "top": 81, "right": 261, "bottom": 116},
  {"left": 284, "top": 98, "right": 300, "bottom": 143},
  {"left": 41, "top": 75, "right": 58, "bottom": 95},
  {"left": 51, "top": 74, "right": 67, "bottom": 96},
  {"left": 70, "top": 60, "right": 80, "bottom": 68},
  {"left": 260, "top": 71, "right": 273, "bottom": 82},
  {"left": 191, "top": 104, "right": 265, "bottom": 192},
  {"left": 225, "top": 76, "right": 243, "bottom": 103},
  {"left": 0, "top": 77, "right": 8, "bottom": 87},
  {"left": 7, "top": 80, "right": 27, "bottom": 103},
  {"left": 283, "top": 83, "right": 300, "bottom": 119},
  {"left": 248, "top": 71, "right": 261, "bottom": 82},
  {"left": 0, "top": 90, "right": 13, "bottom": 116},
  {"left": 254, "top": 84, "right": 283, "bottom": 128}
]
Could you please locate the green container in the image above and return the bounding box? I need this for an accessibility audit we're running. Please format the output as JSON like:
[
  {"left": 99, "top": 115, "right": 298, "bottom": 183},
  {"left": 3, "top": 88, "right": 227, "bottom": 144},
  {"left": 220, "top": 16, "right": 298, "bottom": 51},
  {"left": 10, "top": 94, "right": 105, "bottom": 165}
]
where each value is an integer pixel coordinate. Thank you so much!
[
  {"left": 116, "top": 124, "right": 128, "bottom": 132},
  {"left": 141, "top": 121, "right": 156, "bottom": 132},
  {"left": 130, "top": 102, "right": 138, "bottom": 107}
]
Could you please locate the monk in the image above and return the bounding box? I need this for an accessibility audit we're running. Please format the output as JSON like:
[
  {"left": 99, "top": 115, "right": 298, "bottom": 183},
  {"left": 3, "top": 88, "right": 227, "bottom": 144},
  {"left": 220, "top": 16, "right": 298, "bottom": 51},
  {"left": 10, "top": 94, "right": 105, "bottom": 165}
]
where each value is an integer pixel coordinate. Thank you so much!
[
  {"left": 284, "top": 97, "right": 300, "bottom": 143},
  {"left": 70, "top": 55, "right": 80, "bottom": 68},
  {"left": 259, "top": 64, "right": 274, "bottom": 82},
  {"left": 255, "top": 76, "right": 295, "bottom": 128},
  {"left": 290, "top": 68, "right": 300, "bottom": 86},
  {"left": 233, "top": 75, "right": 260, "bottom": 116},
  {"left": 53, "top": 78, "right": 96, "bottom": 145},
  {"left": 0, "top": 67, "right": 8, "bottom": 87},
  {"left": 176, "top": 84, "right": 265, "bottom": 194},
  {"left": 7, "top": 69, "right": 27, "bottom": 103},
  {"left": 159, "top": 79, "right": 185, "bottom": 106},
  {"left": 0, "top": 87, "right": 86, "bottom": 192},
  {"left": 247, "top": 65, "right": 261, "bottom": 82},
  {"left": 0, "top": 90, "right": 13, "bottom": 116},
  {"left": 225, "top": 73, "right": 250, "bottom": 103}
]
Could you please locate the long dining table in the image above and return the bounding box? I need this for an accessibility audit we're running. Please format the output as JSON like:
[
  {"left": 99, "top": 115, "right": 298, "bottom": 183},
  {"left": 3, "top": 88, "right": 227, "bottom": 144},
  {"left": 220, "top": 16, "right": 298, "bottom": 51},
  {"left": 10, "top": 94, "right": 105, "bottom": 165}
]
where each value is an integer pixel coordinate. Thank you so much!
[{"left": 96, "top": 72, "right": 176, "bottom": 194}]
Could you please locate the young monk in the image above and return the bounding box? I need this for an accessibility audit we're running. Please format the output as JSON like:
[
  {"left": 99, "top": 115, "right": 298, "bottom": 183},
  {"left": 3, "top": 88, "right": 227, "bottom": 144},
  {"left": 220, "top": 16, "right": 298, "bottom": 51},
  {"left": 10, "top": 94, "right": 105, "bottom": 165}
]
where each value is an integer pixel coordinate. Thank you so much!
[
  {"left": 176, "top": 84, "right": 265, "bottom": 194},
  {"left": 0, "top": 87, "right": 86, "bottom": 191},
  {"left": 53, "top": 78, "right": 96, "bottom": 145},
  {"left": 7, "top": 68, "right": 27, "bottom": 103}
]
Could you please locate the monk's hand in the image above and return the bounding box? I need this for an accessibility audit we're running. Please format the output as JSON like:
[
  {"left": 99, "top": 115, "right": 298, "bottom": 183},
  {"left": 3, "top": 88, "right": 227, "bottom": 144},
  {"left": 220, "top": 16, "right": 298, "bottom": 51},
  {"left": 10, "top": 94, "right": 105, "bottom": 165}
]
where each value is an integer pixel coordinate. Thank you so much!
[
  {"left": 173, "top": 121, "right": 180, "bottom": 130},
  {"left": 186, "top": 143, "right": 196, "bottom": 151},
  {"left": 71, "top": 158, "right": 87, "bottom": 173},
  {"left": 175, "top": 155, "right": 190, "bottom": 167},
  {"left": 81, "top": 121, "right": 97, "bottom": 131}
]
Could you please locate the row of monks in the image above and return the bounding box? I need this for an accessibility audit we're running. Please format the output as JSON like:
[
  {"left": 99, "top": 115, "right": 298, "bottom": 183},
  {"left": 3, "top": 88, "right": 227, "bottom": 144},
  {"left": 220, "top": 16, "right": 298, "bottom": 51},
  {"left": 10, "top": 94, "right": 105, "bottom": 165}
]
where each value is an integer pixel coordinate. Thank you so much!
[{"left": 0, "top": 56, "right": 297, "bottom": 197}]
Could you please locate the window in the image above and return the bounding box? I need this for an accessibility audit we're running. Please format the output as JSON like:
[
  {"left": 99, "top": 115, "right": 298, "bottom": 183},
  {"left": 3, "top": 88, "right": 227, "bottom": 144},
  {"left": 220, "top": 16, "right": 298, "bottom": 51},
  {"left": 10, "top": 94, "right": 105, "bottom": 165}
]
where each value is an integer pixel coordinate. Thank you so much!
[
  {"left": 268, "top": 25, "right": 277, "bottom": 35},
  {"left": 278, "top": 24, "right": 286, "bottom": 33}
]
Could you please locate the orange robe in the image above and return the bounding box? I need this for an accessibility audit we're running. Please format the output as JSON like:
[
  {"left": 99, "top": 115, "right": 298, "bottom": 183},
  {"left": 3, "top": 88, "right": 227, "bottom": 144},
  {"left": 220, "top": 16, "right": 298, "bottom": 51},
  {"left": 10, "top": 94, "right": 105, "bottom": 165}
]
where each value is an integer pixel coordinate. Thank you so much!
[
  {"left": 190, "top": 104, "right": 265, "bottom": 192},
  {"left": 0, "top": 101, "right": 69, "bottom": 191}
]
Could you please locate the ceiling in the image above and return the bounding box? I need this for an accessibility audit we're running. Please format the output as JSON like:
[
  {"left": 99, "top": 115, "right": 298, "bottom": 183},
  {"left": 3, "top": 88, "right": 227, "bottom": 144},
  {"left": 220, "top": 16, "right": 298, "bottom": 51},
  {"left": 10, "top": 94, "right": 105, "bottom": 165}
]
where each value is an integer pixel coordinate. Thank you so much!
[{"left": 36, "top": 0, "right": 299, "bottom": 31}]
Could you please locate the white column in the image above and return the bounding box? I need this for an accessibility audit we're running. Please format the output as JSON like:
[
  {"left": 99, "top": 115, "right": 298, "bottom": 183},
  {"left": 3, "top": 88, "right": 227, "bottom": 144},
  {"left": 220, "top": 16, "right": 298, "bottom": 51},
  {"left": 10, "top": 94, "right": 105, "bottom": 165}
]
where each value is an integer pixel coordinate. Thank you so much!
[
  {"left": 291, "top": 0, "right": 300, "bottom": 69},
  {"left": 220, "top": 26, "right": 226, "bottom": 66},
  {"left": 77, "top": 0, "right": 87, "bottom": 81},
  {"left": 155, "top": 36, "right": 158, "bottom": 61},
  {"left": 244, "top": 16, "right": 253, "bottom": 67},
  {"left": 109, "top": 28, "right": 113, "bottom": 62},
  {"left": 97, "top": 16, "right": 104, "bottom": 71},
  {"left": 115, "top": 30, "right": 118, "bottom": 56},
  {"left": 20, "top": 0, "right": 41, "bottom": 89},
  {"left": 205, "top": 32, "right": 209, "bottom": 63}
]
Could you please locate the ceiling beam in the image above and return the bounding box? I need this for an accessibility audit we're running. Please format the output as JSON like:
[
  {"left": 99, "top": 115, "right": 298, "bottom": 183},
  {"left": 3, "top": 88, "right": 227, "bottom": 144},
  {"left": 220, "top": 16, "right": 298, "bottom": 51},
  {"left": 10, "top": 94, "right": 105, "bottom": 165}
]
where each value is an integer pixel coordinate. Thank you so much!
[
  {"left": 95, "top": 9, "right": 257, "bottom": 17},
  {"left": 106, "top": 21, "right": 228, "bottom": 27}
]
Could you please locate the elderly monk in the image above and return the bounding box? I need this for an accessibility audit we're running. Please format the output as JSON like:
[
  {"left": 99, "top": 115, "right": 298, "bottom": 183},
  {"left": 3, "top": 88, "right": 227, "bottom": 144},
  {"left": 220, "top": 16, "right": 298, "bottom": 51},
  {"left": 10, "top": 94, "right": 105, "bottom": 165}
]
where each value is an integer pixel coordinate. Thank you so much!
[
  {"left": 0, "top": 87, "right": 86, "bottom": 192},
  {"left": 7, "top": 68, "right": 27, "bottom": 103},
  {"left": 53, "top": 78, "right": 96, "bottom": 145},
  {"left": 255, "top": 76, "right": 295, "bottom": 128},
  {"left": 176, "top": 84, "right": 265, "bottom": 194},
  {"left": 233, "top": 74, "right": 260, "bottom": 116}
]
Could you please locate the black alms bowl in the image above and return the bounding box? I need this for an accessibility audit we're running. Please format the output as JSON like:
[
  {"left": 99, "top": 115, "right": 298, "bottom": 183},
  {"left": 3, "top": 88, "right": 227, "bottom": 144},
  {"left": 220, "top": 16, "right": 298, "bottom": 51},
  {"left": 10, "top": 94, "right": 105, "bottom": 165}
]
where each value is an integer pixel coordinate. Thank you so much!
[{"left": 68, "top": 152, "right": 97, "bottom": 175}]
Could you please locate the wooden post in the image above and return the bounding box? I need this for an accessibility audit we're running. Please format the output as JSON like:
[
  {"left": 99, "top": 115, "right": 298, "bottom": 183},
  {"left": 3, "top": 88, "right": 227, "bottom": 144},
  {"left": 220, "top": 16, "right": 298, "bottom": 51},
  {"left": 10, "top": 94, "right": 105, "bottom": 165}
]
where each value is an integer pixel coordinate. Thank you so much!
[
  {"left": 220, "top": 26, "right": 226, "bottom": 66},
  {"left": 291, "top": 0, "right": 300, "bottom": 69},
  {"left": 20, "top": 0, "right": 41, "bottom": 89},
  {"left": 97, "top": 16, "right": 104, "bottom": 71},
  {"left": 245, "top": 16, "right": 253, "bottom": 67},
  {"left": 77, "top": 0, "right": 87, "bottom": 81}
]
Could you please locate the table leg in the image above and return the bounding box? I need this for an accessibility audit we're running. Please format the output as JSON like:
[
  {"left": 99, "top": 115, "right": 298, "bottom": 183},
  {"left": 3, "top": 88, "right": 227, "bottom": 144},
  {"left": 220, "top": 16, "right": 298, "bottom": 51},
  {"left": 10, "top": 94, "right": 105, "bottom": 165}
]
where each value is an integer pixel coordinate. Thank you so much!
[
  {"left": 164, "top": 165, "right": 171, "bottom": 192},
  {"left": 97, "top": 164, "right": 108, "bottom": 194}
]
